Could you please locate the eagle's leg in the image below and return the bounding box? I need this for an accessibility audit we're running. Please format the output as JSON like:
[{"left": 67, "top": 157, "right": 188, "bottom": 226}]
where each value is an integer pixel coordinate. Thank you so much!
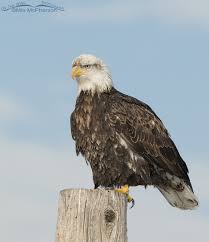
[{"left": 115, "top": 185, "right": 135, "bottom": 208}]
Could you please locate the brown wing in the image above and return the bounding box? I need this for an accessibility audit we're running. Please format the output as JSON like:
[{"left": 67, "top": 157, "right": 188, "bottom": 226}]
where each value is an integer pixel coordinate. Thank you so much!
[
  {"left": 70, "top": 111, "right": 76, "bottom": 140},
  {"left": 106, "top": 89, "right": 191, "bottom": 187}
]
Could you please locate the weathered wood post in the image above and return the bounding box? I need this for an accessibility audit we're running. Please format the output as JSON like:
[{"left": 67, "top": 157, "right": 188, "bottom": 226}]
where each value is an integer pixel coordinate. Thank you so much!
[{"left": 56, "top": 188, "right": 128, "bottom": 242}]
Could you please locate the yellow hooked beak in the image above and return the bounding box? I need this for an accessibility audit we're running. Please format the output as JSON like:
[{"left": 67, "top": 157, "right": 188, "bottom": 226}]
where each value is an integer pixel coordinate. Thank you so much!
[{"left": 71, "top": 66, "right": 85, "bottom": 80}]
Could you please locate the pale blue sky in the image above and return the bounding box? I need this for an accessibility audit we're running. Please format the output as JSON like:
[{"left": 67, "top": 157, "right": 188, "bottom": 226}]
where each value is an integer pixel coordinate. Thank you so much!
[{"left": 0, "top": 1, "right": 209, "bottom": 242}]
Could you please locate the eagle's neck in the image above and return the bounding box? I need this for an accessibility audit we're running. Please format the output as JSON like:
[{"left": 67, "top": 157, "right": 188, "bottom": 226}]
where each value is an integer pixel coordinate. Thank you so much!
[{"left": 77, "top": 71, "right": 113, "bottom": 95}]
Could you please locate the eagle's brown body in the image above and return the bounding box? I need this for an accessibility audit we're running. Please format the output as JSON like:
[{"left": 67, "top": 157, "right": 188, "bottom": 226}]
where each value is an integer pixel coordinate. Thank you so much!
[
  {"left": 70, "top": 54, "right": 198, "bottom": 210},
  {"left": 71, "top": 87, "right": 191, "bottom": 190}
]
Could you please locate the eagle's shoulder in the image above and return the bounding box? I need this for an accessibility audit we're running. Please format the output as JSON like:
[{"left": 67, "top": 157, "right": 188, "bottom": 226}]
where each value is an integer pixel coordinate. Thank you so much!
[
  {"left": 110, "top": 87, "right": 156, "bottom": 113},
  {"left": 109, "top": 88, "right": 161, "bottom": 116},
  {"left": 107, "top": 87, "right": 169, "bottom": 136}
]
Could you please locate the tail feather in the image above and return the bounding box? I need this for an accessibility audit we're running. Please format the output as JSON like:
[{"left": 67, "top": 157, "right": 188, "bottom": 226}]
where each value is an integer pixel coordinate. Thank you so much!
[{"left": 157, "top": 182, "right": 199, "bottom": 210}]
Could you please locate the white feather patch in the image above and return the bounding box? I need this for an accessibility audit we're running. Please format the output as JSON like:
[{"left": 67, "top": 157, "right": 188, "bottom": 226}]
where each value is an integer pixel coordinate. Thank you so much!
[
  {"left": 119, "top": 136, "right": 128, "bottom": 149},
  {"left": 157, "top": 176, "right": 199, "bottom": 210},
  {"left": 118, "top": 136, "right": 145, "bottom": 173}
]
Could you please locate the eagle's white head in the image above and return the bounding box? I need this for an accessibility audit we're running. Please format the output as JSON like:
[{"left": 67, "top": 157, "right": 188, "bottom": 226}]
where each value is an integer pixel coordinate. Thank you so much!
[{"left": 71, "top": 54, "right": 113, "bottom": 94}]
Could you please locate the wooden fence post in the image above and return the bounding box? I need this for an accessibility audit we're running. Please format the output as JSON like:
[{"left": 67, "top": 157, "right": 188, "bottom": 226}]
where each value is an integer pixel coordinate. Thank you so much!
[{"left": 56, "top": 188, "right": 128, "bottom": 242}]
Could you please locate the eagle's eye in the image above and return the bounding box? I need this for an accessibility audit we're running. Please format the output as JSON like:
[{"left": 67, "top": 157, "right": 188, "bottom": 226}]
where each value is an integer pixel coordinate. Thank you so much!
[{"left": 83, "top": 64, "right": 91, "bottom": 68}]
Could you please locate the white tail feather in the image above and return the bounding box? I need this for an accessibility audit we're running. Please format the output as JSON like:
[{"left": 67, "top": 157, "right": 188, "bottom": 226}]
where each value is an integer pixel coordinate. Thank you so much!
[{"left": 157, "top": 182, "right": 199, "bottom": 210}]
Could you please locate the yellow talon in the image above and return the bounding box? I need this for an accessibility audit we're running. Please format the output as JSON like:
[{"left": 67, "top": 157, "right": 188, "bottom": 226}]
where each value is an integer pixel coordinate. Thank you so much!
[
  {"left": 127, "top": 194, "right": 133, "bottom": 203},
  {"left": 115, "top": 184, "right": 129, "bottom": 194},
  {"left": 116, "top": 185, "right": 135, "bottom": 208}
]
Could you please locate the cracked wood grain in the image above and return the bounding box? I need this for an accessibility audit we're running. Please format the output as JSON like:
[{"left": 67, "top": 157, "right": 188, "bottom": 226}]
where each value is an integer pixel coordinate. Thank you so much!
[{"left": 56, "top": 189, "right": 128, "bottom": 242}]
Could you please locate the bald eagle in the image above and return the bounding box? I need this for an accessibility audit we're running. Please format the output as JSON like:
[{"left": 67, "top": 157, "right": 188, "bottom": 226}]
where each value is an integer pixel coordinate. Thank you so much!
[{"left": 70, "top": 54, "right": 198, "bottom": 210}]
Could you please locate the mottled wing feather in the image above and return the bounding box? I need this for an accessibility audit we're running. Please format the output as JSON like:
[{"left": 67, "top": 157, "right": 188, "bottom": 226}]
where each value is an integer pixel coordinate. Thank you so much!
[{"left": 106, "top": 90, "right": 190, "bottom": 186}]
